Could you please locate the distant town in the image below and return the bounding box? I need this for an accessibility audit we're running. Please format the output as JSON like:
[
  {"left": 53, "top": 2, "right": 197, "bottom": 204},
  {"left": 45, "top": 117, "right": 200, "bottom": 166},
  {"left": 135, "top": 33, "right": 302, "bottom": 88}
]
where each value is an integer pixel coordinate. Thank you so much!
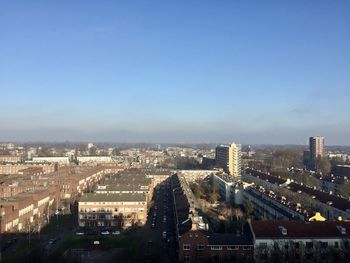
[{"left": 0, "top": 138, "right": 349, "bottom": 262}]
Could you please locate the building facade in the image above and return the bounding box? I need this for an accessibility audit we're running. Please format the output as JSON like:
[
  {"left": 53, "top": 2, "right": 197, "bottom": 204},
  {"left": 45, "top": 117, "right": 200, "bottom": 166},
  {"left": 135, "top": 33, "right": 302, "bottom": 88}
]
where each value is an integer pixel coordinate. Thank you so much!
[
  {"left": 251, "top": 221, "right": 350, "bottom": 263},
  {"left": 0, "top": 156, "right": 22, "bottom": 163},
  {"left": 309, "top": 136, "right": 325, "bottom": 161},
  {"left": 215, "top": 143, "right": 241, "bottom": 177},
  {"left": 334, "top": 165, "right": 350, "bottom": 179},
  {"left": 178, "top": 230, "right": 254, "bottom": 263},
  {"left": 32, "top": 156, "right": 70, "bottom": 165},
  {"left": 0, "top": 187, "right": 59, "bottom": 233},
  {"left": 212, "top": 173, "right": 236, "bottom": 203},
  {"left": 78, "top": 193, "right": 147, "bottom": 229}
]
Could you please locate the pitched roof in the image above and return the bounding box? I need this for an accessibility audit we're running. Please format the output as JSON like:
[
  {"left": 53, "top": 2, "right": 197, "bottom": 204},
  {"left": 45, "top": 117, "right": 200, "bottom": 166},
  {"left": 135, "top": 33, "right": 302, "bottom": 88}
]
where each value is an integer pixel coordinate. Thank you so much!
[
  {"left": 246, "top": 168, "right": 350, "bottom": 212},
  {"left": 251, "top": 221, "right": 350, "bottom": 239},
  {"left": 79, "top": 193, "right": 147, "bottom": 203}
]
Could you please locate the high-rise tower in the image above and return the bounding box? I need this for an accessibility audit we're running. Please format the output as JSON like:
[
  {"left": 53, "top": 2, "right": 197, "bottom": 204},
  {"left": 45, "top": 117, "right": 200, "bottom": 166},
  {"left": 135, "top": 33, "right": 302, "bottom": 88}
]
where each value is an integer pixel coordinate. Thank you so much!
[
  {"left": 215, "top": 143, "right": 241, "bottom": 177},
  {"left": 309, "top": 136, "right": 325, "bottom": 161}
]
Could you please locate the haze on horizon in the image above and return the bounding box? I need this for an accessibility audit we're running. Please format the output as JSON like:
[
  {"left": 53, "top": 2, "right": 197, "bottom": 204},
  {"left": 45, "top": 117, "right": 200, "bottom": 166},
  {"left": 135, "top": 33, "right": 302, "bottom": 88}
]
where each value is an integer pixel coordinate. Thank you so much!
[{"left": 1, "top": 1, "right": 349, "bottom": 145}]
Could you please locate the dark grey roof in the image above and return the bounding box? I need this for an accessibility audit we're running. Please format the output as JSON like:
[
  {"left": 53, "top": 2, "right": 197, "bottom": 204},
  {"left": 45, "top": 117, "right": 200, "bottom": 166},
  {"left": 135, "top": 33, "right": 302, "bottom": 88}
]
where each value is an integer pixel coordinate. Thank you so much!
[{"left": 246, "top": 168, "right": 350, "bottom": 212}]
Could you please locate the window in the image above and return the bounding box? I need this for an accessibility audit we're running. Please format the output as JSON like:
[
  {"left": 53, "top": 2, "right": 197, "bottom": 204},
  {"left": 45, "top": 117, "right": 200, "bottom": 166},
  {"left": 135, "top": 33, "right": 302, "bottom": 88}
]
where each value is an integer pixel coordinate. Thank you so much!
[
  {"left": 183, "top": 244, "right": 190, "bottom": 250},
  {"left": 306, "top": 242, "right": 313, "bottom": 249},
  {"left": 259, "top": 242, "right": 267, "bottom": 249},
  {"left": 184, "top": 255, "right": 190, "bottom": 263},
  {"left": 294, "top": 242, "right": 300, "bottom": 249},
  {"left": 320, "top": 242, "right": 328, "bottom": 248},
  {"left": 335, "top": 242, "right": 339, "bottom": 248},
  {"left": 306, "top": 253, "right": 313, "bottom": 260},
  {"left": 228, "top": 246, "right": 238, "bottom": 250},
  {"left": 197, "top": 244, "right": 205, "bottom": 250},
  {"left": 210, "top": 246, "right": 222, "bottom": 250}
]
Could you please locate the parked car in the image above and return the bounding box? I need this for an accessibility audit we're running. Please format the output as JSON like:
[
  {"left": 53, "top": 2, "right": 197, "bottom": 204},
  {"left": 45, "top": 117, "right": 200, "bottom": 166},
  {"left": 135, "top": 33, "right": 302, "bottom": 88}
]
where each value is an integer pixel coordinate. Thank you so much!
[
  {"left": 75, "top": 231, "right": 85, "bottom": 236},
  {"left": 101, "top": 230, "right": 110, "bottom": 235},
  {"left": 112, "top": 230, "right": 120, "bottom": 235}
]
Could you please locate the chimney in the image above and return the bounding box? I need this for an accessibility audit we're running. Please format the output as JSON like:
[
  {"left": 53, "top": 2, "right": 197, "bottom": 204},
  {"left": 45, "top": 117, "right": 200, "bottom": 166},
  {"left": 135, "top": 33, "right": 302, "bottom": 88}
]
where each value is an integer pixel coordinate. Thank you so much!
[{"left": 191, "top": 222, "right": 198, "bottom": 231}]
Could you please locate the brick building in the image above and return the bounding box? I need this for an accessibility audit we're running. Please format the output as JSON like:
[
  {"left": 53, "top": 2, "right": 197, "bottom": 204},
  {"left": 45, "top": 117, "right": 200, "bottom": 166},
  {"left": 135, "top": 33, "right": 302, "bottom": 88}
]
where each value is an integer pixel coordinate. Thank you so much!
[
  {"left": 78, "top": 193, "right": 147, "bottom": 229},
  {"left": 178, "top": 228, "right": 254, "bottom": 263},
  {"left": 0, "top": 187, "right": 59, "bottom": 233}
]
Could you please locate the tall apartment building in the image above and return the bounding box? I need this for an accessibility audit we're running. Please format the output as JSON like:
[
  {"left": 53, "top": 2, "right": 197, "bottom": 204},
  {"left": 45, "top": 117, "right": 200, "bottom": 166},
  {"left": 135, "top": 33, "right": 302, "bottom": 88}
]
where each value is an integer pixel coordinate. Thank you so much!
[
  {"left": 215, "top": 143, "right": 241, "bottom": 177},
  {"left": 309, "top": 136, "right": 325, "bottom": 161}
]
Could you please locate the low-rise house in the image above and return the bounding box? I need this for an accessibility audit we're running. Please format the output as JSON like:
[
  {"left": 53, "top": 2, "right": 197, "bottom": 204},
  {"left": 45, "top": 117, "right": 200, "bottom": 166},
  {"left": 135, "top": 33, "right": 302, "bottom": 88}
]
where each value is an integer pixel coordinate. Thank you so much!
[
  {"left": 178, "top": 228, "right": 254, "bottom": 263},
  {"left": 251, "top": 220, "right": 350, "bottom": 262}
]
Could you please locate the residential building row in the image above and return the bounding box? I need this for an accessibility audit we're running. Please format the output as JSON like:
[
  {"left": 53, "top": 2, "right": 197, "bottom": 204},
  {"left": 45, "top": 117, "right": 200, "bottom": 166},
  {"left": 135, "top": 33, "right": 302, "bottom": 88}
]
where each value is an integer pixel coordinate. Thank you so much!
[
  {"left": 243, "top": 169, "right": 350, "bottom": 220},
  {"left": 0, "top": 155, "right": 23, "bottom": 163},
  {"left": 211, "top": 171, "right": 319, "bottom": 221},
  {"left": 78, "top": 192, "right": 148, "bottom": 229},
  {"left": 0, "top": 163, "right": 57, "bottom": 175},
  {"left": 177, "top": 220, "right": 350, "bottom": 263},
  {"left": 78, "top": 169, "right": 172, "bottom": 229},
  {"left": 333, "top": 165, "right": 350, "bottom": 179},
  {"left": 0, "top": 165, "right": 124, "bottom": 233},
  {"left": 252, "top": 220, "right": 350, "bottom": 262},
  {"left": 0, "top": 187, "right": 59, "bottom": 233}
]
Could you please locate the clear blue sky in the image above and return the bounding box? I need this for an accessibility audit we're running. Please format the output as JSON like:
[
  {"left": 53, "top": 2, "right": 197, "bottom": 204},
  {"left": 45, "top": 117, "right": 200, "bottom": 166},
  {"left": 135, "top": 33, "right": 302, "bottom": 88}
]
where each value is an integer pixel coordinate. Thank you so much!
[{"left": 1, "top": 1, "right": 349, "bottom": 144}]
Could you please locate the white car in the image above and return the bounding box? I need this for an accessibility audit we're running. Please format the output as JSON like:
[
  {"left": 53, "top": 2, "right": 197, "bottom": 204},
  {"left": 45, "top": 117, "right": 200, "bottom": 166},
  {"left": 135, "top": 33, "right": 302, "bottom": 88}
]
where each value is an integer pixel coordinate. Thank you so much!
[
  {"left": 101, "top": 230, "right": 110, "bottom": 235},
  {"left": 75, "top": 232, "right": 85, "bottom": 236},
  {"left": 112, "top": 230, "right": 120, "bottom": 235},
  {"left": 162, "top": 231, "right": 167, "bottom": 239}
]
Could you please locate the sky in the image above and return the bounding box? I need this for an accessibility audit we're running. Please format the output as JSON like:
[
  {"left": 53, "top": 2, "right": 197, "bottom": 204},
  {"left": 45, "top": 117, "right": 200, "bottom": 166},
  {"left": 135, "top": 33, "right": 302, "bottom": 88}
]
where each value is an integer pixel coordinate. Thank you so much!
[{"left": 0, "top": 1, "right": 349, "bottom": 145}]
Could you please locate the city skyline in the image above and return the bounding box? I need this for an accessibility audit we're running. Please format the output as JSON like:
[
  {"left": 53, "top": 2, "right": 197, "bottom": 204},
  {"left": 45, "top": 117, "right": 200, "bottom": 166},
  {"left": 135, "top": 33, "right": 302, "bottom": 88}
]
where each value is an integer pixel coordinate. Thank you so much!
[{"left": 1, "top": 1, "right": 350, "bottom": 144}]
